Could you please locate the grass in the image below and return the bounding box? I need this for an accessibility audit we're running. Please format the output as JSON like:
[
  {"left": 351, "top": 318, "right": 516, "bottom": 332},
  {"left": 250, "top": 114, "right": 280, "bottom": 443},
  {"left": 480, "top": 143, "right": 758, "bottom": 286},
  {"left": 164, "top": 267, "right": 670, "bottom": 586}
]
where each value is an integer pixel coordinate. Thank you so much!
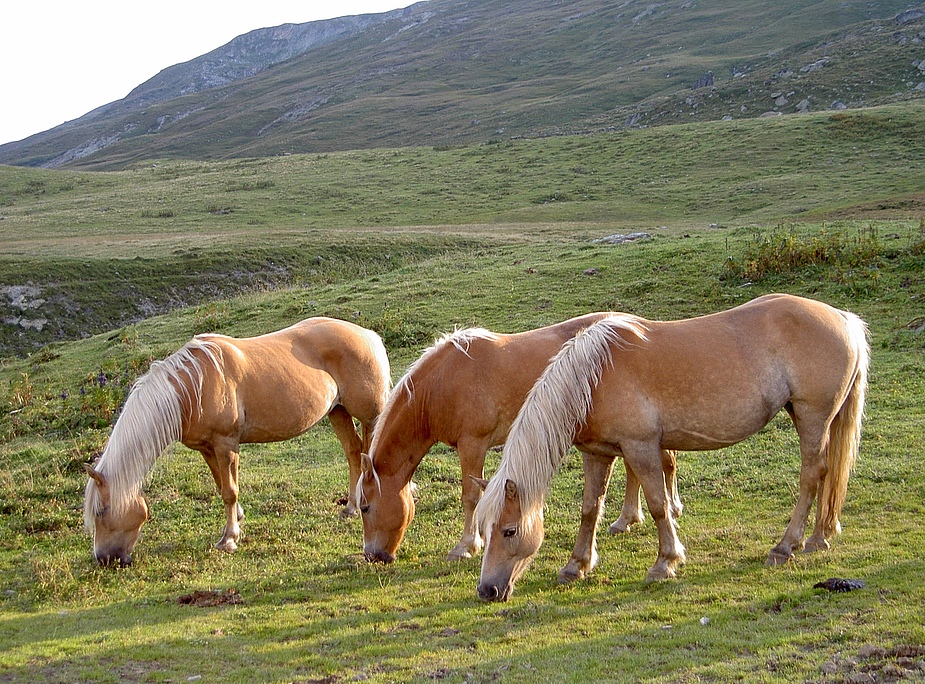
[
  {"left": 2, "top": 219, "right": 925, "bottom": 682},
  {"left": 3, "top": 102, "right": 925, "bottom": 357},
  {"left": 1, "top": 109, "right": 925, "bottom": 682}
]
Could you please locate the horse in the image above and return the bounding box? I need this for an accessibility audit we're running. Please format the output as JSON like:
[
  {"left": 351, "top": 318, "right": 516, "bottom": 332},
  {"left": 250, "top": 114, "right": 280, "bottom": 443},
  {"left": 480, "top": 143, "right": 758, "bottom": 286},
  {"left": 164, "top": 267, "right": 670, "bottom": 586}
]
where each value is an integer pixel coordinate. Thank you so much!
[
  {"left": 356, "top": 313, "right": 681, "bottom": 565},
  {"left": 475, "top": 294, "right": 869, "bottom": 601},
  {"left": 83, "top": 317, "right": 391, "bottom": 567}
]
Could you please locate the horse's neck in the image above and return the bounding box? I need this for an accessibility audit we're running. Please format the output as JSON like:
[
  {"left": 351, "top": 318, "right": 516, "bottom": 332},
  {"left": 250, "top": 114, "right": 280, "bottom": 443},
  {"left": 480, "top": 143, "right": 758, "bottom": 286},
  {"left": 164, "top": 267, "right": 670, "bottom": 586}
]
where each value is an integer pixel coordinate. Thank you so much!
[
  {"left": 371, "top": 393, "right": 435, "bottom": 482},
  {"left": 101, "top": 362, "right": 191, "bottom": 510}
]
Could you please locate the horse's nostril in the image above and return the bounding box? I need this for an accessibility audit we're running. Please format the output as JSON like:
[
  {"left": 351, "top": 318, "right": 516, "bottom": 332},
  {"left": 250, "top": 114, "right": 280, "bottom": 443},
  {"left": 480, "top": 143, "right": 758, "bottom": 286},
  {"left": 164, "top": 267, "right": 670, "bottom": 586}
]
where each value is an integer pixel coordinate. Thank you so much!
[
  {"left": 365, "top": 549, "right": 395, "bottom": 564},
  {"left": 477, "top": 584, "right": 500, "bottom": 602}
]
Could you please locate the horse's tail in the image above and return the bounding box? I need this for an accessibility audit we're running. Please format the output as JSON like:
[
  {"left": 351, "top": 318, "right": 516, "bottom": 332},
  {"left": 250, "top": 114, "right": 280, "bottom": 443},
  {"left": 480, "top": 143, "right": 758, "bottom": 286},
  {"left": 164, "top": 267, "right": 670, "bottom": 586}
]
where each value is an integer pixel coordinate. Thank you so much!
[
  {"left": 479, "top": 315, "right": 648, "bottom": 522},
  {"left": 817, "top": 311, "right": 870, "bottom": 537}
]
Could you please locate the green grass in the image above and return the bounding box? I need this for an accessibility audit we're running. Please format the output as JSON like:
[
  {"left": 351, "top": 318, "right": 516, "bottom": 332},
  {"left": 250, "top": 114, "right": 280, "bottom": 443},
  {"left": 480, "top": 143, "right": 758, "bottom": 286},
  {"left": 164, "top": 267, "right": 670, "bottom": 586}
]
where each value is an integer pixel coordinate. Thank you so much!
[
  {"left": 2, "top": 109, "right": 925, "bottom": 682},
  {"left": 3, "top": 102, "right": 925, "bottom": 357},
  {"left": 2, "top": 218, "right": 925, "bottom": 683}
]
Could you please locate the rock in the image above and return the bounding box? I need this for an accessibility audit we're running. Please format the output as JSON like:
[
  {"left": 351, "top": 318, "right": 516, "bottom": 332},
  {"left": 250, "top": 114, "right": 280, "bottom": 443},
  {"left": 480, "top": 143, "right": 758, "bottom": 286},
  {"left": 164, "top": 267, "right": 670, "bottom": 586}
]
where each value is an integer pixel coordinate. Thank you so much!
[
  {"left": 691, "top": 71, "right": 714, "bottom": 89},
  {"left": 591, "top": 232, "right": 652, "bottom": 244},
  {"left": 831, "top": 100, "right": 848, "bottom": 110},
  {"left": 797, "top": 98, "right": 811, "bottom": 112},
  {"left": 895, "top": 8, "right": 925, "bottom": 24}
]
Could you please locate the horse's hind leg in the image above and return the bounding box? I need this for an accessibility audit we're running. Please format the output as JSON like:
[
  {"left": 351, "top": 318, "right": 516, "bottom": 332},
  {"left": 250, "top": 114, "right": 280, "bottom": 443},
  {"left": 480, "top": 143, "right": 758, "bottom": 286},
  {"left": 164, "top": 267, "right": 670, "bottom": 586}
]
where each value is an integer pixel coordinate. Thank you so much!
[
  {"left": 609, "top": 461, "right": 644, "bottom": 534},
  {"left": 767, "top": 411, "right": 827, "bottom": 565},
  {"left": 448, "top": 435, "right": 489, "bottom": 561},
  {"left": 560, "top": 450, "right": 616, "bottom": 583},
  {"left": 328, "top": 405, "right": 364, "bottom": 518}
]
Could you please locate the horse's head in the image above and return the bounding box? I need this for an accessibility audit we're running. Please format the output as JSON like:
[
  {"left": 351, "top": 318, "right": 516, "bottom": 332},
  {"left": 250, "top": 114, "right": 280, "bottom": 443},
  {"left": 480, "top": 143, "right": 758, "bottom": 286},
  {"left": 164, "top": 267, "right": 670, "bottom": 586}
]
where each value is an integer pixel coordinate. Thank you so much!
[
  {"left": 475, "top": 478, "right": 544, "bottom": 602},
  {"left": 84, "top": 464, "right": 149, "bottom": 567},
  {"left": 357, "top": 452, "right": 415, "bottom": 564}
]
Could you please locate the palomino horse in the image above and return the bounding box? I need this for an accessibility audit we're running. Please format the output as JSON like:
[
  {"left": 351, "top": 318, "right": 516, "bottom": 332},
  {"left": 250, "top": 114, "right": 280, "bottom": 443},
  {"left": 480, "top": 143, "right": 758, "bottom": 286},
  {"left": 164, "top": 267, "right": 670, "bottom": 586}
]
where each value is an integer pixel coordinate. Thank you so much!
[
  {"left": 83, "top": 317, "right": 390, "bottom": 566},
  {"left": 476, "top": 294, "right": 869, "bottom": 601},
  {"left": 357, "top": 313, "right": 681, "bottom": 566}
]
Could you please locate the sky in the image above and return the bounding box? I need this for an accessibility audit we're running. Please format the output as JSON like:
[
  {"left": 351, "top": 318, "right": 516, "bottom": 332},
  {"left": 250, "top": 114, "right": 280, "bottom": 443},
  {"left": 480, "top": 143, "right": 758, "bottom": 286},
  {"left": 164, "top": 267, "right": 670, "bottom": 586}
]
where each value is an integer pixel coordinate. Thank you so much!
[{"left": 0, "top": 1, "right": 418, "bottom": 146}]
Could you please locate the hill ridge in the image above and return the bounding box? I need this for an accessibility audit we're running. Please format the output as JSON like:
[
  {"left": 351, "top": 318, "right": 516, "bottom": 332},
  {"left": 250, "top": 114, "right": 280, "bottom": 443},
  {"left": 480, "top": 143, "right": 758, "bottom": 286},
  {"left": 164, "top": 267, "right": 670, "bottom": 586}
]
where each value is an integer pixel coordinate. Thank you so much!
[{"left": 1, "top": 0, "right": 923, "bottom": 169}]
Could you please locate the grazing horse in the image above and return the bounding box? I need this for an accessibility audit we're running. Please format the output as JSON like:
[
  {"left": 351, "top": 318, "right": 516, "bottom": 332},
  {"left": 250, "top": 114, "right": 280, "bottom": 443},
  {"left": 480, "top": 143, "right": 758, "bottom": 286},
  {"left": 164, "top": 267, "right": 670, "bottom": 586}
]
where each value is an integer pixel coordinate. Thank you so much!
[
  {"left": 357, "top": 313, "right": 681, "bottom": 565},
  {"left": 476, "top": 294, "right": 869, "bottom": 601},
  {"left": 83, "top": 317, "right": 391, "bottom": 566}
]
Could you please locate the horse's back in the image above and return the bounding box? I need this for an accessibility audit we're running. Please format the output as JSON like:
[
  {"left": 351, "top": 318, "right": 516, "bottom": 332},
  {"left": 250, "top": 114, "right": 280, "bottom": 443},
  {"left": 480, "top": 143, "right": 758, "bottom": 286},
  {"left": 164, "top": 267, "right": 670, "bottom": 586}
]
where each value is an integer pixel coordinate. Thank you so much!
[
  {"left": 192, "top": 318, "right": 389, "bottom": 436},
  {"left": 585, "top": 295, "right": 864, "bottom": 450}
]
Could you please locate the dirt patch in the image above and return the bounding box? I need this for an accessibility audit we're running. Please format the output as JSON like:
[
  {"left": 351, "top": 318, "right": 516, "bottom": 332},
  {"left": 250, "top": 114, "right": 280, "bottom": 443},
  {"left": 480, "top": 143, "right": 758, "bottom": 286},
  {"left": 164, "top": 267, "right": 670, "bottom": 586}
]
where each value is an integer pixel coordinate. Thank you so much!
[
  {"left": 176, "top": 588, "right": 243, "bottom": 607},
  {"left": 816, "top": 644, "right": 925, "bottom": 682}
]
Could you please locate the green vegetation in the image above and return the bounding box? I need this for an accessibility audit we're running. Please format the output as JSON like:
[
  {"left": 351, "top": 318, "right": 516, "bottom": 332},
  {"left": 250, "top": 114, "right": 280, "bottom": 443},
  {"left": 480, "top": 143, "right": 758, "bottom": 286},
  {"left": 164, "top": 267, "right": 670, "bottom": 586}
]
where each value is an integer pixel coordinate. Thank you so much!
[
  {"left": 1, "top": 107, "right": 925, "bottom": 682},
  {"left": 3, "top": 102, "right": 925, "bottom": 356}
]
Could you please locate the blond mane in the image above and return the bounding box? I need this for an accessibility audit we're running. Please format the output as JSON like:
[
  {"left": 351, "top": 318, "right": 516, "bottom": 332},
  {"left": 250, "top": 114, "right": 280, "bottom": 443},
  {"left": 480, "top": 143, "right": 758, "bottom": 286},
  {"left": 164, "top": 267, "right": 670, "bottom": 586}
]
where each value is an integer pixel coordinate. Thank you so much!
[
  {"left": 475, "top": 316, "right": 648, "bottom": 536},
  {"left": 369, "top": 327, "right": 500, "bottom": 459},
  {"left": 83, "top": 338, "right": 223, "bottom": 530}
]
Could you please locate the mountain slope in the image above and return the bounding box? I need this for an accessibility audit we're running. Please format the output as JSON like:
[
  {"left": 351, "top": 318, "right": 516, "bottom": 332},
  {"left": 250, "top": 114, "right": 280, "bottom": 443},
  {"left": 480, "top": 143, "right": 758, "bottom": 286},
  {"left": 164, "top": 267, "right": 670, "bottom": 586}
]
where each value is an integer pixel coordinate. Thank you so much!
[{"left": 1, "top": 0, "right": 924, "bottom": 170}]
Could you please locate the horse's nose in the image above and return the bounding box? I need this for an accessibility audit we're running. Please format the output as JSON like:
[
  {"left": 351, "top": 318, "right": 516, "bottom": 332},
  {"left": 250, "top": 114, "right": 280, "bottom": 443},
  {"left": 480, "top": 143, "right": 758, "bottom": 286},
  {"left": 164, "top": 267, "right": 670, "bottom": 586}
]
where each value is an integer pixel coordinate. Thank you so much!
[
  {"left": 477, "top": 583, "right": 502, "bottom": 602},
  {"left": 96, "top": 552, "right": 132, "bottom": 568},
  {"left": 364, "top": 549, "right": 395, "bottom": 564}
]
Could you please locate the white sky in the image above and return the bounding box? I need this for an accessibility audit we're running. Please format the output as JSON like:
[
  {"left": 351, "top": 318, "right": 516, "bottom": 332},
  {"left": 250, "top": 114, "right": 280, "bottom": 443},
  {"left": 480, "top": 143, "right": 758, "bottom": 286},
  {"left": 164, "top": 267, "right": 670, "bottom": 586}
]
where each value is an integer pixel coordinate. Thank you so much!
[{"left": 0, "top": 1, "right": 417, "bottom": 146}]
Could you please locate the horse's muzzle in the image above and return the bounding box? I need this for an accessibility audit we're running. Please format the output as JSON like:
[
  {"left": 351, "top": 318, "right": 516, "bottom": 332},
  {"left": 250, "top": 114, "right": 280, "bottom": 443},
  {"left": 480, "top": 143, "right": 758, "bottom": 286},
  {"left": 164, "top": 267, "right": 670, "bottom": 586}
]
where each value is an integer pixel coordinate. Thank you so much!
[
  {"left": 363, "top": 547, "right": 395, "bottom": 564},
  {"left": 477, "top": 582, "right": 511, "bottom": 602},
  {"left": 96, "top": 552, "right": 132, "bottom": 568}
]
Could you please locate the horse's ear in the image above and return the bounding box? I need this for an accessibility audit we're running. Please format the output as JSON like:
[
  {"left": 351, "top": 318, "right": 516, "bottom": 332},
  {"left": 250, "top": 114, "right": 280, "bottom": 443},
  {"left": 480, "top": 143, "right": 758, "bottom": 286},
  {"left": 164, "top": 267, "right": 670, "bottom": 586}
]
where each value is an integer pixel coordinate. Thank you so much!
[
  {"left": 84, "top": 463, "right": 107, "bottom": 487},
  {"left": 504, "top": 479, "right": 519, "bottom": 500},
  {"left": 470, "top": 476, "right": 489, "bottom": 492},
  {"left": 360, "top": 452, "right": 374, "bottom": 480}
]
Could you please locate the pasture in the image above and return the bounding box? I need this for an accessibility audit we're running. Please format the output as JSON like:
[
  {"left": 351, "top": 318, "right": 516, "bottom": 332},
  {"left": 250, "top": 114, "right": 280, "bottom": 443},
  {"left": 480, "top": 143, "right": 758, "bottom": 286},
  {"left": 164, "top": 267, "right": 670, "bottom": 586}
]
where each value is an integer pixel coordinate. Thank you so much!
[{"left": 2, "top": 106, "right": 925, "bottom": 682}]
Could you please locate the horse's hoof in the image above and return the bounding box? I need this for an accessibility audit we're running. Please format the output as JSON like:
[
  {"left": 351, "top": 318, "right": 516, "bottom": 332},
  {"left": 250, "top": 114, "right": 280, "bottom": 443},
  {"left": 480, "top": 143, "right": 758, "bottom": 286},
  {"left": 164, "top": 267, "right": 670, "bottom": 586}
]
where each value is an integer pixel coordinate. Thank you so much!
[
  {"left": 215, "top": 539, "right": 238, "bottom": 553},
  {"left": 766, "top": 548, "right": 793, "bottom": 566},
  {"left": 644, "top": 566, "right": 675, "bottom": 583},
  {"left": 339, "top": 506, "right": 358, "bottom": 519},
  {"left": 446, "top": 549, "right": 472, "bottom": 562},
  {"left": 557, "top": 565, "right": 586, "bottom": 584},
  {"left": 802, "top": 536, "right": 830, "bottom": 554},
  {"left": 609, "top": 519, "right": 632, "bottom": 534}
]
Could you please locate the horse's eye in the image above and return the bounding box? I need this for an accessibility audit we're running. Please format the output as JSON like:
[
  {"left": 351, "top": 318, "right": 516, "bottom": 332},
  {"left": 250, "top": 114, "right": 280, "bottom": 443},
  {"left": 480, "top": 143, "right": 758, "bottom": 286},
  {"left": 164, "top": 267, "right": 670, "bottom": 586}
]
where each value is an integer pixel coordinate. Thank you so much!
[
  {"left": 502, "top": 527, "right": 518, "bottom": 539},
  {"left": 360, "top": 506, "right": 370, "bottom": 515}
]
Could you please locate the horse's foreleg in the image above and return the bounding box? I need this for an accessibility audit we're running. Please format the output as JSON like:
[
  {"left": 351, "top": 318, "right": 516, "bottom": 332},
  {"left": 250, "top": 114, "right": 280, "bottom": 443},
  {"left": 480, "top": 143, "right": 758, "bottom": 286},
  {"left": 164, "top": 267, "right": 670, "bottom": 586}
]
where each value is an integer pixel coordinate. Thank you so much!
[
  {"left": 328, "top": 406, "right": 364, "bottom": 518},
  {"left": 559, "top": 451, "right": 615, "bottom": 583},
  {"left": 202, "top": 449, "right": 244, "bottom": 524},
  {"left": 210, "top": 443, "right": 242, "bottom": 553},
  {"left": 768, "top": 423, "right": 827, "bottom": 565},
  {"left": 623, "top": 442, "right": 685, "bottom": 581},
  {"left": 448, "top": 437, "right": 490, "bottom": 561},
  {"left": 610, "top": 449, "right": 682, "bottom": 534}
]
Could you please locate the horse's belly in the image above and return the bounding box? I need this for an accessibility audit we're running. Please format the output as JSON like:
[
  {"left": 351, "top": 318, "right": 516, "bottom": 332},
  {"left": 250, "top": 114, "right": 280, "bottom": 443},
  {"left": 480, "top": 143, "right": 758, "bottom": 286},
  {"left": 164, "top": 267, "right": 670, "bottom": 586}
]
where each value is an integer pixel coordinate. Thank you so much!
[{"left": 659, "top": 406, "right": 782, "bottom": 451}]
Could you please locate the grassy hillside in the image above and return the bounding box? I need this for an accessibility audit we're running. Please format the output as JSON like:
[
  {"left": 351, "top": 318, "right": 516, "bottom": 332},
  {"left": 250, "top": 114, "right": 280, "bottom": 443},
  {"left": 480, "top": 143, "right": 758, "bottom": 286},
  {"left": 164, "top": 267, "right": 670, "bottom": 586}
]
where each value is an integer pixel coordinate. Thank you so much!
[
  {"left": 3, "top": 101, "right": 925, "bottom": 356},
  {"left": 2, "top": 0, "right": 923, "bottom": 169},
  {"left": 1, "top": 219, "right": 924, "bottom": 683},
  {"left": 1, "top": 101, "right": 925, "bottom": 681}
]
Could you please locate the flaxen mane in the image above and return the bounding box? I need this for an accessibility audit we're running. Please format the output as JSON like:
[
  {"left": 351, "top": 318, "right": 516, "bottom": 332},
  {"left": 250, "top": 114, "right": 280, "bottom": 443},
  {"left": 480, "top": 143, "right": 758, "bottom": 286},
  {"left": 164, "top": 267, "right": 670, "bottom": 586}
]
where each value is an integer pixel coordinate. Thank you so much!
[
  {"left": 83, "top": 338, "right": 222, "bottom": 530},
  {"left": 369, "top": 328, "right": 500, "bottom": 459},
  {"left": 475, "top": 316, "right": 648, "bottom": 535}
]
